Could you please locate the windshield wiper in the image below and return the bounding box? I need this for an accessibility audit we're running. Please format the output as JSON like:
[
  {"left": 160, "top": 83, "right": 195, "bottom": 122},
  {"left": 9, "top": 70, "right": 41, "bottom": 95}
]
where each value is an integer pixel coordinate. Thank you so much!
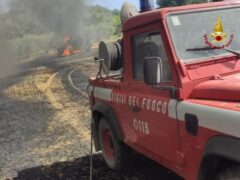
[
  {"left": 224, "top": 49, "right": 240, "bottom": 58},
  {"left": 186, "top": 46, "right": 240, "bottom": 58},
  {"left": 186, "top": 47, "right": 215, "bottom": 51}
]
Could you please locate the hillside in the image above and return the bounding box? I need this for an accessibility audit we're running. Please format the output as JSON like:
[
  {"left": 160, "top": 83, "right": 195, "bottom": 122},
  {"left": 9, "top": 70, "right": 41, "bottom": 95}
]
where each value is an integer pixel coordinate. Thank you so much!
[{"left": 0, "top": 5, "right": 121, "bottom": 58}]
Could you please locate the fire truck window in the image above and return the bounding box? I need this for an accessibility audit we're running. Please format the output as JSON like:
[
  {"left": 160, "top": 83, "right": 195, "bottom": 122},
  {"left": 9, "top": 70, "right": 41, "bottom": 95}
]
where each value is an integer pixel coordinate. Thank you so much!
[{"left": 132, "top": 32, "right": 172, "bottom": 82}]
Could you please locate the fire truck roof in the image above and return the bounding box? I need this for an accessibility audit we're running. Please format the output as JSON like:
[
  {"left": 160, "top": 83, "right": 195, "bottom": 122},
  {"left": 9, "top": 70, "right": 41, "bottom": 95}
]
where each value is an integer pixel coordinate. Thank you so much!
[{"left": 123, "top": 0, "right": 240, "bottom": 32}]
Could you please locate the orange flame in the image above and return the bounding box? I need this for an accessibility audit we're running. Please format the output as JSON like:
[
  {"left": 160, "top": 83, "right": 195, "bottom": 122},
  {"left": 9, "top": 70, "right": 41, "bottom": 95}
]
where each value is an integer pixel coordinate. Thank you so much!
[
  {"left": 62, "top": 45, "right": 72, "bottom": 57},
  {"left": 59, "top": 36, "right": 81, "bottom": 57}
]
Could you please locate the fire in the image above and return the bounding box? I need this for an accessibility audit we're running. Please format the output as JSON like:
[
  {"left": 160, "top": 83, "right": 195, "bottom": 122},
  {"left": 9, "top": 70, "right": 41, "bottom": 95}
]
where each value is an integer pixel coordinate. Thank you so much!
[
  {"left": 62, "top": 45, "right": 73, "bottom": 57},
  {"left": 58, "top": 36, "right": 81, "bottom": 57}
]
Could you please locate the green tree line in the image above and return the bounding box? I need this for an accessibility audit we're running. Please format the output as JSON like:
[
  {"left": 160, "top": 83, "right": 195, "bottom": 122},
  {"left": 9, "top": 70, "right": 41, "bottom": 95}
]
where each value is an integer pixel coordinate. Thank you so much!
[
  {"left": 0, "top": 5, "right": 121, "bottom": 41},
  {"left": 0, "top": 5, "right": 121, "bottom": 58},
  {"left": 157, "top": 0, "right": 207, "bottom": 8}
]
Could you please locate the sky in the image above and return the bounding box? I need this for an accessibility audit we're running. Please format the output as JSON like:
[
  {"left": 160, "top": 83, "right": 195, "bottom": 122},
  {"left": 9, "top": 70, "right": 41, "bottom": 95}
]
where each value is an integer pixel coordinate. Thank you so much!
[
  {"left": 90, "top": 0, "right": 158, "bottom": 10},
  {"left": 0, "top": 0, "right": 157, "bottom": 11},
  {"left": 89, "top": 0, "right": 139, "bottom": 10},
  {"left": 0, "top": 0, "right": 7, "bottom": 12}
]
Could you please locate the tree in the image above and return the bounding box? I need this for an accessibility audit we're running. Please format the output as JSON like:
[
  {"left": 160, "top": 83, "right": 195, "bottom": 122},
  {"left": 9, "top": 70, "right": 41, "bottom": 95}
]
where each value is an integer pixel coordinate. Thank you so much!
[
  {"left": 157, "top": 0, "right": 176, "bottom": 7},
  {"left": 157, "top": 0, "right": 206, "bottom": 7},
  {"left": 186, "top": 0, "right": 206, "bottom": 4}
]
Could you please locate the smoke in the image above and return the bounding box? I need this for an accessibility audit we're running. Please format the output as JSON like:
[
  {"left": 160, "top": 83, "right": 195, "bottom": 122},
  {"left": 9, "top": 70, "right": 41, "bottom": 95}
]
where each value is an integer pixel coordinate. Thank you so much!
[
  {"left": 9, "top": 0, "right": 88, "bottom": 37},
  {"left": 0, "top": 27, "right": 18, "bottom": 79},
  {"left": 8, "top": 0, "right": 111, "bottom": 49},
  {"left": 0, "top": 0, "right": 117, "bottom": 78}
]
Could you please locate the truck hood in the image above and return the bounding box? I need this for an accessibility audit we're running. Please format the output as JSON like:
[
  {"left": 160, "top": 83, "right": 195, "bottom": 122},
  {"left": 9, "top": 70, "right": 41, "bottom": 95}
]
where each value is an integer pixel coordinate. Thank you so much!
[{"left": 191, "top": 74, "right": 240, "bottom": 101}]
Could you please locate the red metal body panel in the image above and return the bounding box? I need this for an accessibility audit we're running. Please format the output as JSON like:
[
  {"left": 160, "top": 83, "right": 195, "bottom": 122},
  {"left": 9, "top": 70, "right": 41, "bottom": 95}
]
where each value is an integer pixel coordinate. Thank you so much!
[
  {"left": 191, "top": 73, "right": 240, "bottom": 101},
  {"left": 188, "top": 99, "right": 240, "bottom": 111},
  {"left": 177, "top": 122, "right": 221, "bottom": 180},
  {"left": 89, "top": 1, "right": 240, "bottom": 180},
  {"left": 187, "top": 58, "right": 240, "bottom": 80}
]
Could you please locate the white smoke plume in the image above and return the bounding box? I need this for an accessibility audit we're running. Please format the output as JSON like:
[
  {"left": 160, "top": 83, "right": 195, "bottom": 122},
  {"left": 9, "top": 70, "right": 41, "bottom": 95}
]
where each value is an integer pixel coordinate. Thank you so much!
[
  {"left": 0, "top": 23, "right": 18, "bottom": 79},
  {"left": 9, "top": 0, "right": 88, "bottom": 37}
]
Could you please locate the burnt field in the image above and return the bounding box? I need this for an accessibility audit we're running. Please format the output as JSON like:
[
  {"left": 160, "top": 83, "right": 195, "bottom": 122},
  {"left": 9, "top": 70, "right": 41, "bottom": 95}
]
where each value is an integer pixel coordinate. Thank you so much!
[{"left": 0, "top": 50, "right": 182, "bottom": 180}]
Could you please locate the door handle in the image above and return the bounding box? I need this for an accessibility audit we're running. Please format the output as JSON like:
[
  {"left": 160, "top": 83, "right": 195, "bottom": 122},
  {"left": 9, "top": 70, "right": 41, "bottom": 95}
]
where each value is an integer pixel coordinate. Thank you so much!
[{"left": 130, "top": 106, "right": 141, "bottom": 112}]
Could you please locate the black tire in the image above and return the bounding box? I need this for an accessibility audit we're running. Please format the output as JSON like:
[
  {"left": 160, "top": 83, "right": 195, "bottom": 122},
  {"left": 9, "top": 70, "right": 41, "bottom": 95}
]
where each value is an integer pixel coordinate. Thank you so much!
[
  {"left": 98, "top": 117, "right": 130, "bottom": 171},
  {"left": 216, "top": 166, "right": 240, "bottom": 180}
]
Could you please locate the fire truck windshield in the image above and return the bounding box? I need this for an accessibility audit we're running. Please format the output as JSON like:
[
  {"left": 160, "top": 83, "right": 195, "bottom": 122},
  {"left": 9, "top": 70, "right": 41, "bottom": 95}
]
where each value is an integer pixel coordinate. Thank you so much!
[{"left": 166, "top": 6, "right": 240, "bottom": 63}]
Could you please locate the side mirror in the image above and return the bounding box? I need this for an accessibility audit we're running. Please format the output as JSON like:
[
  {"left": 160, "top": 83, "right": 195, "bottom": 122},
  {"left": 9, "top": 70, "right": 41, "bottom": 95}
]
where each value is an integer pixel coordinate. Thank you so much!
[{"left": 143, "top": 57, "right": 162, "bottom": 85}]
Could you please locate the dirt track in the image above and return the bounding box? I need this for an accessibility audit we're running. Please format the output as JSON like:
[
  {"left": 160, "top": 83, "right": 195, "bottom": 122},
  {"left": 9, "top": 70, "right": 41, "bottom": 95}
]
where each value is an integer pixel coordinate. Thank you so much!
[{"left": 0, "top": 51, "right": 182, "bottom": 180}]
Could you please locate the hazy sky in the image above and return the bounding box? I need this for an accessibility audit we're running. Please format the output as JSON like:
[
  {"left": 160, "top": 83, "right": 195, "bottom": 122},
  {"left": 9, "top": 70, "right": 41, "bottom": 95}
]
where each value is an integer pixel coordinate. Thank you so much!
[
  {"left": 90, "top": 0, "right": 139, "bottom": 10},
  {"left": 90, "top": 0, "right": 158, "bottom": 10},
  {"left": 0, "top": 0, "right": 158, "bottom": 11},
  {"left": 0, "top": 0, "right": 7, "bottom": 11}
]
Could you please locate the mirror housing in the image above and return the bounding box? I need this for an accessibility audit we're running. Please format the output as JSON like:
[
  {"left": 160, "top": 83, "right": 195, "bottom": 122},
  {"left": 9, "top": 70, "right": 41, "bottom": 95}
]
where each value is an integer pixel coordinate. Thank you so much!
[{"left": 143, "top": 57, "right": 162, "bottom": 85}]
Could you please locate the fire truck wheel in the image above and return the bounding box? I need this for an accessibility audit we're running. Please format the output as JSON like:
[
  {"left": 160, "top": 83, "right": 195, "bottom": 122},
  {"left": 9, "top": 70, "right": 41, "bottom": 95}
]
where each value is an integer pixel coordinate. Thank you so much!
[
  {"left": 216, "top": 166, "right": 240, "bottom": 180},
  {"left": 98, "top": 117, "right": 130, "bottom": 171}
]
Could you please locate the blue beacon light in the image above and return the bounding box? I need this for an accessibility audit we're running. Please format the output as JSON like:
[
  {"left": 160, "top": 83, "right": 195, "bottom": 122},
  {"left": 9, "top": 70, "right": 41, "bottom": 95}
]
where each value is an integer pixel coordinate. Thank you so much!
[{"left": 140, "top": 0, "right": 154, "bottom": 12}]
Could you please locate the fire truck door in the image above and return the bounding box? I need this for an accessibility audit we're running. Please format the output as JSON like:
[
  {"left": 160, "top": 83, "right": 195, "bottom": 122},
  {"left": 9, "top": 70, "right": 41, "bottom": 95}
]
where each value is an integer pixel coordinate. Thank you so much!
[{"left": 126, "top": 30, "right": 181, "bottom": 165}]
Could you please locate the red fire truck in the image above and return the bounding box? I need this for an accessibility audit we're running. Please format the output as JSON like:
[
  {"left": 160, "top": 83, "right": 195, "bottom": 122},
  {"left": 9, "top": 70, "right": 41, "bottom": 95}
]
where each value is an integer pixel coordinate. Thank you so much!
[{"left": 88, "top": 1, "right": 240, "bottom": 179}]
